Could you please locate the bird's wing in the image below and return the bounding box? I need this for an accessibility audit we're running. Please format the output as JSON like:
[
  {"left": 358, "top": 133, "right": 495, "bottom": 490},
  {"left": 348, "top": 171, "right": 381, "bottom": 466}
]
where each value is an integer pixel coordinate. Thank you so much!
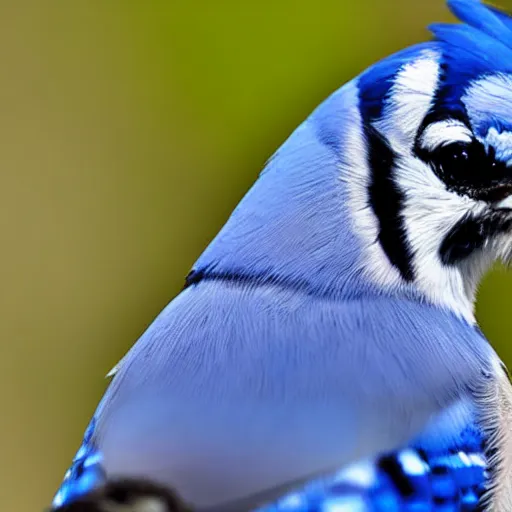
[
  {"left": 81, "top": 279, "right": 493, "bottom": 510},
  {"left": 255, "top": 425, "right": 487, "bottom": 512}
]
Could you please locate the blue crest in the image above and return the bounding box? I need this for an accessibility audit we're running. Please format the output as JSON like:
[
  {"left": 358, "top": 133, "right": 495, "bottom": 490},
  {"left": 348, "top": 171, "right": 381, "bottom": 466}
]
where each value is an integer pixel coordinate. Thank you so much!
[
  {"left": 441, "top": 0, "right": 512, "bottom": 51},
  {"left": 359, "top": 0, "right": 512, "bottom": 123},
  {"left": 430, "top": 1, "right": 512, "bottom": 116}
]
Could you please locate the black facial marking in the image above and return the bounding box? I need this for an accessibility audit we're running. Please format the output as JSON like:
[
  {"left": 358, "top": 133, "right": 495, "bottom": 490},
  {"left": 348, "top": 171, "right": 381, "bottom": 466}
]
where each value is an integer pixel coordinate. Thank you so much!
[
  {"left": 415, "top": 120, "right": 512, "bottom": 202},
  {"left": 377, "top": 454, "right": 415, "bottom": 497},
  {"left": 53, "top": 479, "right": 191, "bottom": 512},
  {"left": 439, "top": 215, "right": 486, "bottom": 265},
  {"left": 365, "top": 123, "right": 415, "bottom": 281},
  {"left": 440, "top": 213, "right": 512, "bottom": 265}
]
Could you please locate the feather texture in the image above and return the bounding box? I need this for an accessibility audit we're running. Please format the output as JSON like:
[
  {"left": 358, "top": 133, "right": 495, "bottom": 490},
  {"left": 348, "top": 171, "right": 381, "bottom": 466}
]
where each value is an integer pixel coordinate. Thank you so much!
[
  {"left": 51, "top": 1, "right": 512, "bottom": 511},
  {"left": 53, "top": 281, "right": 494, "bottom": 510},
  {"left": 255, "top": 433, "right": 487, "bottom": 512}
]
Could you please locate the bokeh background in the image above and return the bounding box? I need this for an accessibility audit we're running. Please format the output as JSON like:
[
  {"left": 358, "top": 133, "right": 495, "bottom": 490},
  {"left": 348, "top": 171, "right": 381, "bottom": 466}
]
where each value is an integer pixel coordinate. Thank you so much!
[{"left": 2, "top": 1, "right": 512, "bottom": 510}]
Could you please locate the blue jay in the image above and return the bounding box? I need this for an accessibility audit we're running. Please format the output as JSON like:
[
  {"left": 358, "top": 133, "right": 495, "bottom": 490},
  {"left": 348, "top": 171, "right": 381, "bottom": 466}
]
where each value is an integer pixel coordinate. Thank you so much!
[{"left": 52, "top": 0, "right": 512, "bottom": 510}]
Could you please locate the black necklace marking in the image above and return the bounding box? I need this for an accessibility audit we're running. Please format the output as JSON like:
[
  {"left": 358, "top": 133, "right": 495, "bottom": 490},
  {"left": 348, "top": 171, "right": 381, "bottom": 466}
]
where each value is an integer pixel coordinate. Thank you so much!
[{"left": 440, "top": 212, "right": 512, "bottom": 265}]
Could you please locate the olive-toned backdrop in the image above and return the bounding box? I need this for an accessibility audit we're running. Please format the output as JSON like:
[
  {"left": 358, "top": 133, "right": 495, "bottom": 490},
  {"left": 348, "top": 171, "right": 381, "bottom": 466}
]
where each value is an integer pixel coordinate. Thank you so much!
[{"left": 2, "top": 2, "right": 511, "bottom": 510}]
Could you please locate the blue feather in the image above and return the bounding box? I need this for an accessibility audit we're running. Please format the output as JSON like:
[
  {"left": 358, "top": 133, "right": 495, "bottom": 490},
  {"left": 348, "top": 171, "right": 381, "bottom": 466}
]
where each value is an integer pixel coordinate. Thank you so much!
[
  {"left": 488, "top": 4, "right": 512, "bottom": 32},
  {"left": 446, "top": 0, "right": 512, "bottom": 49},
  {"left": 51, "top": 1, "right": 512, "bottom": 510},
  {"left": 52, "top": 430, "right": 489, "bottom": 512},
  {"left": 425, "top": 3, "right": 512, "bottom": 117},
  {"left": 357, "top": 43, "right": 438, "bottom": 121},
  {"left": 52, "top": 420, "right": 105, "bottom": 508},
  {"left": 358, "top": 1, "right": 512, "bottom": 123},
  {"left": 50, "top": 281, "right": 493, "bottom": 510},
  {"left": 429, "top": 22, "right": 512, "bottom": 73},
  {"left": 254, "top": 437, "right": 487, "bottom": 512}
]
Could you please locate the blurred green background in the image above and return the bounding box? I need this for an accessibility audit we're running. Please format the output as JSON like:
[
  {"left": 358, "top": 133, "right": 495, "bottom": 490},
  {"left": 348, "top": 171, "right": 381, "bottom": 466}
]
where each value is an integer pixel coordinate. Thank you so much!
[{"left": 2, "top": 1, "right": 512, "bottom": 510}]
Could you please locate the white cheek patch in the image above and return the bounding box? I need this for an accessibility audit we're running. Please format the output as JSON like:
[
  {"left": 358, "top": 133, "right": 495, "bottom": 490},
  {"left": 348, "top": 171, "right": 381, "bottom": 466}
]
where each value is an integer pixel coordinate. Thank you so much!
[
  {"left": 393, "top": 154, "right": 486, "bottom": 322},
  {"left": 342, "top": 93, "right": 480, "bottom": 322},
  {"left": 344, "top": 51, "right": 509, "bottom": 323},
  {"left": 375, "top": 50, "right": 440, "bottom": 150},
  {"left": 369, "top": 50, "right": 485, "bottom": 321},
  {"left": 418, "top": 120, "right": 473, "bottom": 152}
]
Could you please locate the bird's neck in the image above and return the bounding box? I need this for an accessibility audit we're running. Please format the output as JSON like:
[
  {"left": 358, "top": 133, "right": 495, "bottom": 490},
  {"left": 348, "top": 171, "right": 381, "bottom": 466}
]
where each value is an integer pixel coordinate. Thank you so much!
[
  {"left": 193, "top": 79, "right": 486, "bottom": 323},
  {"left": 193, "top": 82, "right": 379, "bottom": 301},
  {"left": 477, "top": 356, "right": 512, "bottom": 510}
]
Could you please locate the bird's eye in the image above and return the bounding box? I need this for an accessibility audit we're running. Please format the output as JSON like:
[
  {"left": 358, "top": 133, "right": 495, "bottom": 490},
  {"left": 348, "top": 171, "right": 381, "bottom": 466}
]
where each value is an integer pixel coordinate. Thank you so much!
[
  {"left": 431, "top": 142, "right": 476, "bottom": 183},
  {"left": 417, "top": 136, "right": 512, "bottom": 201}
]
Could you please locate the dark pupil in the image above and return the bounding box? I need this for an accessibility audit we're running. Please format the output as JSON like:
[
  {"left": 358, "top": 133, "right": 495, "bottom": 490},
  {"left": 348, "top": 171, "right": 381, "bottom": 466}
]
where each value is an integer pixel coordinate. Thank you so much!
[
  {"left": 437, "top": 143, "right": 472, "bottom": 179},
  {"left": 426, "top": 140, "right": 511, "bottom": 200}
]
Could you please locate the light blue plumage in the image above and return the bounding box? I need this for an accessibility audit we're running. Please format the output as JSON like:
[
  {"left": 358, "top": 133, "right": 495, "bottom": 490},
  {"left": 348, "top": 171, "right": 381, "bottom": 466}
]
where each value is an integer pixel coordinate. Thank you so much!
[{"left": 52, "top": 1, "right": 512, "bottom": 511}]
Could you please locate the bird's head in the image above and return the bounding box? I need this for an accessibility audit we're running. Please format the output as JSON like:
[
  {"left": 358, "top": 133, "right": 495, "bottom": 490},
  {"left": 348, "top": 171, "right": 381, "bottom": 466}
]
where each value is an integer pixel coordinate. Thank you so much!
[
  {"left": 192, "top": 0, "right": 512, "bottom": 323},
  {"left": 348, "top": 0, "right": 512, "bottom": 320}
]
